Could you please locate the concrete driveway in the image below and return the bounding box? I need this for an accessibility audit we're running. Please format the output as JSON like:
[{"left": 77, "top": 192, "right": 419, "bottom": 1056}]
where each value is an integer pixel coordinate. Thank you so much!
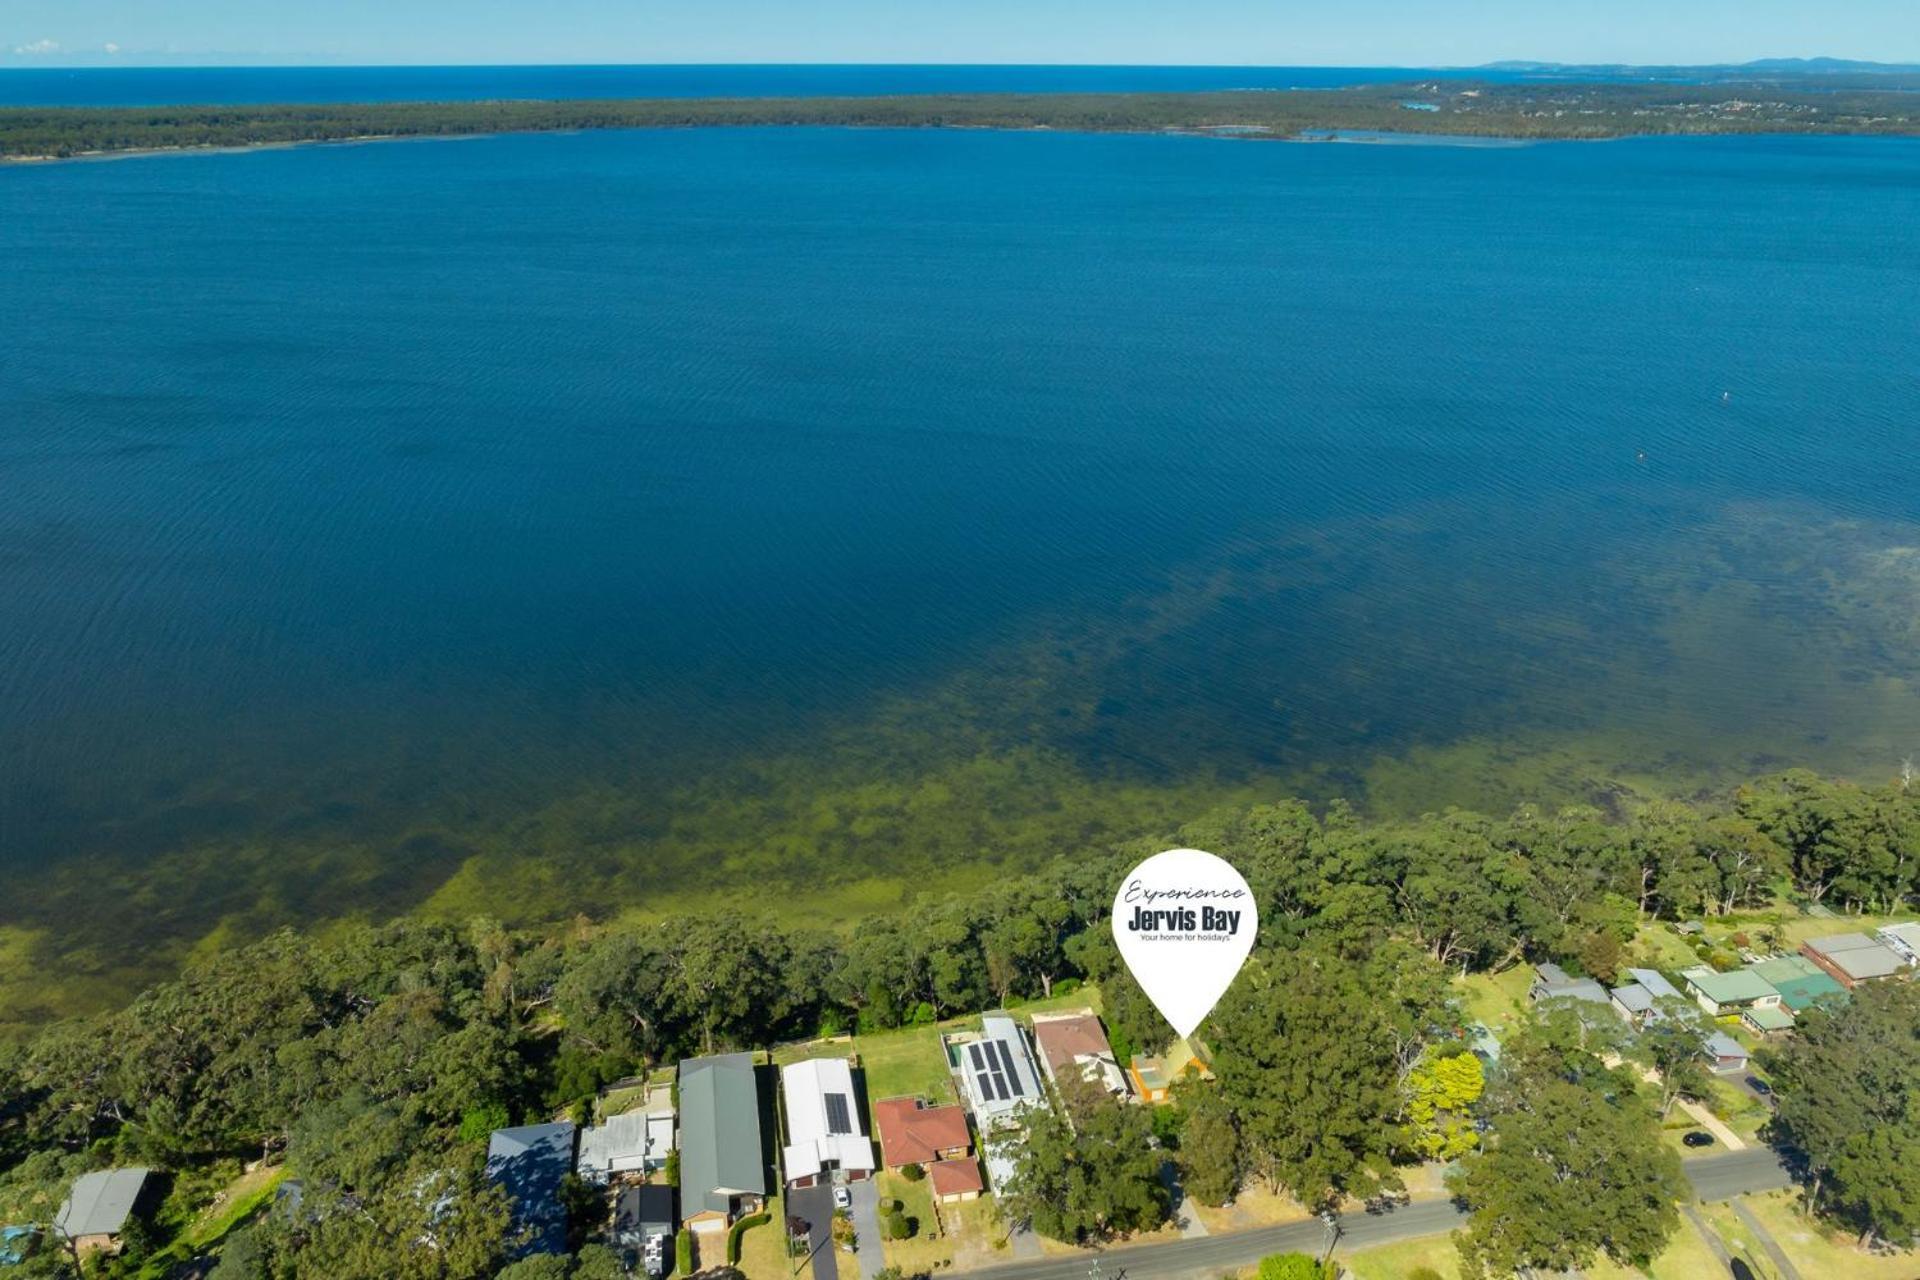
[
  {"left": 789, "top": 1184, "right": 838, "bottom": 1280},
  {"left": 847, "top": 1178, "right": 885, "bottom": 1280}
]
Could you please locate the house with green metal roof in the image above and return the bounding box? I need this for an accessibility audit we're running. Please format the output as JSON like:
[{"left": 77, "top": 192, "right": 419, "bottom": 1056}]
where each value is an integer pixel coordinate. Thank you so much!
[
  {"left": 1748, "top": 955, "right": 1847, "bottom": 1012},
  {"left": 1680, "top": 966, "right": 1781, "bottom": 1017},
  {"left": 1741, "top": 1004, "right": 1795, "bottom": 1034},
  {"left": 677, "top": 1053, "right": 766, "bottom": 1233}
]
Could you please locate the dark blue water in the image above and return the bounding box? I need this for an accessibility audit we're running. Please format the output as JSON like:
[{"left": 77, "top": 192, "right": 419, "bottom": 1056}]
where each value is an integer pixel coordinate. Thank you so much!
[
  {"left": 2, "top": 127, "right": 1917, "bottom": 1001},
  {"left": 0, "top": 63, "right": 1553, "bottom": 107}
]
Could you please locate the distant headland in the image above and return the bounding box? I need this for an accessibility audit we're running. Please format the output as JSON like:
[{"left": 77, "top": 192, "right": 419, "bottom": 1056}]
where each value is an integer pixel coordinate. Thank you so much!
[{"left": 3, "top": 74, "right": 1918, "bottom": 162}]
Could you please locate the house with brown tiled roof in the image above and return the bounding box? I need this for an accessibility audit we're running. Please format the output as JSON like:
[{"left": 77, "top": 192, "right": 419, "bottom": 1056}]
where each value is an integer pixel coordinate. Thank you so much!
[
  {"left": 927, "top": 1157, "right": 984, "bottom": 1203},
  {"left": 872, "top": 1097, "right": 971, "bottom": 1170},
  {"left": 1030, "top": 1013, "right": 1130, "bottom": 1098}
]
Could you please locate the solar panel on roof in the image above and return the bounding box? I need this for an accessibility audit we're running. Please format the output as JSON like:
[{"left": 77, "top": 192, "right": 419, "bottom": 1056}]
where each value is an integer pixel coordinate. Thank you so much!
[
  {"left": 824, "top": 1093, "right": 851, "bottom": 1135},
  {"left": 967, "top": 1043, "right": 986, "bottom": 1071},
  {"left": 994, "top": 1040, "right": 1027, "bottom": 1097},
  {"left": 975, "top": 1071, "right": 998, "bottom": 1101}
]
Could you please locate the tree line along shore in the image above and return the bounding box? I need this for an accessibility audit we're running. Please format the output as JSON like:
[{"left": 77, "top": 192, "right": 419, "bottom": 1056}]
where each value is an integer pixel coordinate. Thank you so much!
[
  {"left": 0, "top": 766, "right": 1915, "bottom": 1276},
  {"left": 3, "top": 81, "right": 1919, "bottom": 160}
]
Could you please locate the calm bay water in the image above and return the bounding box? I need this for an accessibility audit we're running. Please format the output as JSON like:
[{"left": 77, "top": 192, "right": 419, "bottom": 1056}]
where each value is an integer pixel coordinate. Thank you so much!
[{"left": 2, "top": 124, "right": 1918, "bottom": 1016}]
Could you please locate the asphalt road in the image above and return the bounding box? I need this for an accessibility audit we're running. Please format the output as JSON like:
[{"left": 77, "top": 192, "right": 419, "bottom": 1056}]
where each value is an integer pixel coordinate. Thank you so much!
[
  {"left": 1684, "top": 1148, "right": 1795, "bottom": 1202},
  {"left": 957, "top": 1150, "right": 1797, "bottom": 1280},
  {"left": 790, "top": 1184, "right": 839, "bottom": 1280}
]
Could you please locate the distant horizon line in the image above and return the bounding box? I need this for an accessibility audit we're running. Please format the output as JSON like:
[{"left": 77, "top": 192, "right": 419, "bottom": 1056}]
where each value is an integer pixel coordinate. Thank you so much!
[{"left": 2, "top": 55, "right": 1917, "bottom": 73}]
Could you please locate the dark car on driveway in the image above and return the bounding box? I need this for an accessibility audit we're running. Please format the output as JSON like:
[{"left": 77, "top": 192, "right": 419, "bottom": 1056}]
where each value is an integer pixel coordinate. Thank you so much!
[{"left": 1683, "top": 1131, "right": 1715, "bottom": 1148}]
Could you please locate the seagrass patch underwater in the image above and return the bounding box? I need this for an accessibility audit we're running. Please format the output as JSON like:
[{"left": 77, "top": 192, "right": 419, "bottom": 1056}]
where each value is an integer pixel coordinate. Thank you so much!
[{"left": 1, "top": 126, "right": 1917, "bottom": 1025}]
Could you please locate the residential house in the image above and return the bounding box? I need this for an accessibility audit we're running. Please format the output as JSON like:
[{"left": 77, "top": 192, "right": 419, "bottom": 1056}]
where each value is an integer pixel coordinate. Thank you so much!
[
  {"left": 1529, "top": 963, "right": 1610, "bottom": 1007},
  {"left": 613, "top": 1185, "right": 676, "bottom": 1274},
  {"left": 1747, "top": 955, "right": 1846, "bottom": 1014},
  {"left": 1876, "top": 922, "right": 1920, "bottom": 966},
  {"left": 677, "top": 1053, "right": 767, "bottom": 1233},
  {"left": 1128, "top": 1037, "right": 1214, "bottom": 1104},
  {"left": 1802, "top": 933, "right": 1907, "bottom": 989},
  {"left": 1742, "top": 1004, "right": 1795, "bottom": 1035},
  {"left": 1609, "top": 968, "right": 1684, "bottom": 1027},
  {"left": 577, "top": 1107, "right": 674, "bottom": 1185},
  {"left": 486, "top": 1124, "right": 575, "bottom": 1258},
  {"left": 956, "top": 1014, "right": 1047, "bottom": 1191},
  {"left": 872, "top": 1098, "right": 971, "bottom": 1170},
  {"left": 1030, "top": 1013, "right": 1130, "bottom": 1098},
  {"left": 1704, "top": 1031, "right": 1750, "bottom": 1075},
  {"left": 780, "top": 1057, "right": 874, "bottom": 1188},
  {"left": 54, "top": 1169, "right": 151, "bottom": 1257},
  {"left": 1681, "top": 966, "right": 1781, "bottom": 1017},
  {"left": 927, "top": 1158, "right": 985, "bottom": 1204}
]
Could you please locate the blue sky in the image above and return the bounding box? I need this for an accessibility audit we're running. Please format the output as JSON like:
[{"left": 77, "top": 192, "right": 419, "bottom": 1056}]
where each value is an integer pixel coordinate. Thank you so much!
[{"left": 5, "top": 0, "right": 1917, "bottom": 68}]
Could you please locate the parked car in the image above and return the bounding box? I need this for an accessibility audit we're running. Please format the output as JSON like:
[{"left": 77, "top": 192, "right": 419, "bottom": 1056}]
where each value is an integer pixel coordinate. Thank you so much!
[
  {"left": 1745, "top": 1076, "right": 1772, "bottom": 1096},
  {"left": 1683, "top": 1131, "right": 1715, "bottom": 1148},
  {"left": 832, "top": 1185, "right": 851, "bottom": 1211}
]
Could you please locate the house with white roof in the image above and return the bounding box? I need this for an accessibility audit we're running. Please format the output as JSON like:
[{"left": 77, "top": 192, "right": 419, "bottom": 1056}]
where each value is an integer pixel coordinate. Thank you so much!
[
  {"left": 577, "top": 1106, "right": 675, "bottom": 1185},
  {"left": 1873, "top": 922, "right": 1920, "bottom": 966},
  {"left": 780, "top": 1057, "right": 874, "bottom": 1188},
  {"left": 954, "top": 1014, "right": 1046, "bottom": 1192}
]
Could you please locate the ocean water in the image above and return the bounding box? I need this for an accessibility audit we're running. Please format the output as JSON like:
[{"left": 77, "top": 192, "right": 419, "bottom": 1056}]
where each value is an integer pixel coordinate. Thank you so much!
[
  {"left": 0, "top": 63, "right": 1556, "bottom": 108},
  {"left": 1, "top": 126, "right": 1918, "bottom": 1016}
]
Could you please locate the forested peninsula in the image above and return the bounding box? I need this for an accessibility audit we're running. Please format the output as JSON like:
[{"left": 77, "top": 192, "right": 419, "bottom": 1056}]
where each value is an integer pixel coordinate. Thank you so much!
[
  {"left": 2, "top": 767, "right": 1916, "bottom": 1277},
  {"left": 4, "top": 79, "right": 1920, "bottom": 160}
]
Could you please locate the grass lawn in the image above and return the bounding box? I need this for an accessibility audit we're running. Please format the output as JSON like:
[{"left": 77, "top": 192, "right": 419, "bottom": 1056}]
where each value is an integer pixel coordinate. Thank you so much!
[
  {"left": 1700, "top": 1076, "right": 1771, "bottom": 1143},
  {"left": 1631, "top": 922, "right": 1704, "bottom": 974},
  {"left": 1188, "top": 1183, "right": 1312, "bottom": 1235},
  {"left": 775, "top": 986, "right": 1108, "bottom": 1107},
  {"left": 859, "top": 1027, "right": 957, "bottom": 1104},
  {"left": 735, "top": 1191, "right": 803, "bottom": 1280},
  {"left": 1452, "top": 965, "right": 1531, "bottom": 1033},
  {"left": 1341, "top": 1235, "right": 1463, "bottom": 1279},
  {"left": 1723, "top": 1190, "right": 1918, "bottom": 1280},
  {"left": 134, "top": 1164, "right": 289, "bottom": 1279},
  {"left": 596, "top": 1082, "right": 652, "bottom": 1121},
  {"left": 874, "top": 1170, "right": 952, "bottom": 1272},
  {"left": 1642, "top": 1212, "right": 1731, "bottom": 1280}
]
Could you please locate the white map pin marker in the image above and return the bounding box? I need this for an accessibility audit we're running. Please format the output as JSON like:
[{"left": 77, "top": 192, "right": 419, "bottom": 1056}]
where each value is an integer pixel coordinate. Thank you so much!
[{"left": 1112, "top": 848, "right": 1257, "bottom": 1040}]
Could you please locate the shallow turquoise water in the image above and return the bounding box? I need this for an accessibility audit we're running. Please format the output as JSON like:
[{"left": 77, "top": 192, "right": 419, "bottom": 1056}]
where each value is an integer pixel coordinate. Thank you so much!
[{"left": 1, "top": 127, "right": 1917, "bottom": 956}]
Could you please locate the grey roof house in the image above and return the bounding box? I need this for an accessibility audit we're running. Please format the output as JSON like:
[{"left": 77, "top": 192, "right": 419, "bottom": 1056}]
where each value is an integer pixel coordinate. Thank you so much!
[
  {"left": 1529, "top": 963, "right": 1609, "bottom": 1006},
  {"left": 614, "top": 1184, "right": 677, "bottom": 1273},
  {"left": 486, "top": 1123, "right": 576, "bottom": 1258},
  {"left": 1610, "top": 967, "right": 1684, "bottom": 1025},
  {"left": 678, "top": 1053, "right": 767, "bottom": 1231},
  {"left": 577, "top": 1107, "right": 675, "bottom": 1184},
  {"left": 55, "top": 1168, "right": 151, "bottom": 1254}
]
